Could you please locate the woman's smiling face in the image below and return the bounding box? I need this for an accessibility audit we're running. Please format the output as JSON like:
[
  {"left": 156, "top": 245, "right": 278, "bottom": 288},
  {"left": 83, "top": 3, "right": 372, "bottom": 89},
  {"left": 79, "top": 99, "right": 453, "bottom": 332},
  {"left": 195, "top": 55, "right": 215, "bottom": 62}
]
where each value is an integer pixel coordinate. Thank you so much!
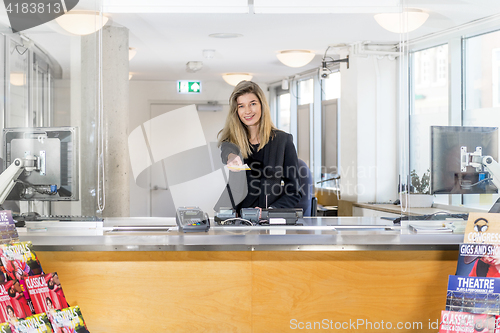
[{"left": 237, "top": 93, "right": 262, "bottom": 128}]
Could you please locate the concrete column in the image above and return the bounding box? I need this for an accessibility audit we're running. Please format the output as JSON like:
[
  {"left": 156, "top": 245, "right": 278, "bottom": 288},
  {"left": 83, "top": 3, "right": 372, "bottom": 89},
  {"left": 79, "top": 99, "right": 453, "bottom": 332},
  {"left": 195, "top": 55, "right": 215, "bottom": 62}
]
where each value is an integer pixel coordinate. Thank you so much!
[
  {"left": 101, "top": 26, "right": 130, "bottom": 217},
  {"left": 81, "top": 32, "right": 98, "bottom": 216},
  {"left": 81, "top": 26, "right": 129, "bottom": 217}
]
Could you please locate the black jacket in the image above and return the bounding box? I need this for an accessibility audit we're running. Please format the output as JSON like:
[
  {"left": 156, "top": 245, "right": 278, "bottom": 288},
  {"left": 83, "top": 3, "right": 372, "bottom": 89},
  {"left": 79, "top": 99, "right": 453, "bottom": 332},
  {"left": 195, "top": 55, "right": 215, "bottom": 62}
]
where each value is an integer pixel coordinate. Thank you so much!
[{"left": 217, "top": 130, "right": 302, "bottom": 210}]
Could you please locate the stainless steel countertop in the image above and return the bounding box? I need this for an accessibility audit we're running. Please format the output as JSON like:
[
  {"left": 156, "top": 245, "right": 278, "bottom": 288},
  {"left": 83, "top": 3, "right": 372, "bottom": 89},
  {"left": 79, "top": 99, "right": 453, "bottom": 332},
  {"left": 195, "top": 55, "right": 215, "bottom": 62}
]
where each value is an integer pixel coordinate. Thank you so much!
[{"left": 15, "top": 216, "right": 466, "bottom": 251}]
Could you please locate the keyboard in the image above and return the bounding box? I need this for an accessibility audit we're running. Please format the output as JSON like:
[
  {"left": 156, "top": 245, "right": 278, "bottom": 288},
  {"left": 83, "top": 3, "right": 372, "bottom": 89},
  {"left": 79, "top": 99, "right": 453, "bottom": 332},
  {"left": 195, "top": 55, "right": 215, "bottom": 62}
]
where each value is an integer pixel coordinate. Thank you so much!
[{"left": 392, "top": 213, "right": 468, "bottom": 224}]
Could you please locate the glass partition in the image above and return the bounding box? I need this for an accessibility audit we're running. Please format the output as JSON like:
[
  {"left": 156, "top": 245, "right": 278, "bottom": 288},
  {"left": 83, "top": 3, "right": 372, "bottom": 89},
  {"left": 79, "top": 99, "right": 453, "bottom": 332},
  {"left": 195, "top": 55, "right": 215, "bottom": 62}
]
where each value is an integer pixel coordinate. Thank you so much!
[
  {"left": 0, "top": 0, "right": 105, "bottom": 217},
  {"left": 463, "top": 29, "right": 500, "bottom": 210},
  {"left": 6, "top": 0, "right": 498, "bottom": 218}
]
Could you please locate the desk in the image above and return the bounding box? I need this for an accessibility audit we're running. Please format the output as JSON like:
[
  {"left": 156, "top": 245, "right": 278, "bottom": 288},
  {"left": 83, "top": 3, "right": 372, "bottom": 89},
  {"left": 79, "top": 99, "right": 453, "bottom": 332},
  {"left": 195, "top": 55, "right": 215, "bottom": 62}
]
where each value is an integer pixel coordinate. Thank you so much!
[
  {"left": 353, "top": 202, "right": 466, "bottom": 218},
  {"left": 21, "top": 217, "right": 461, "bottom": 332}
]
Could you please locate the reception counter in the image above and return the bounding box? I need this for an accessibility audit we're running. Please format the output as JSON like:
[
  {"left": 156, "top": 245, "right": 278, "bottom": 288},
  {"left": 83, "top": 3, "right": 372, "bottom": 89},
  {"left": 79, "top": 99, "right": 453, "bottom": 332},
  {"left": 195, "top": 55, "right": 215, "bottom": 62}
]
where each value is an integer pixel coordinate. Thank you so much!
[{"left": 19, "top": 217, "right": 464, "bottom": 332}]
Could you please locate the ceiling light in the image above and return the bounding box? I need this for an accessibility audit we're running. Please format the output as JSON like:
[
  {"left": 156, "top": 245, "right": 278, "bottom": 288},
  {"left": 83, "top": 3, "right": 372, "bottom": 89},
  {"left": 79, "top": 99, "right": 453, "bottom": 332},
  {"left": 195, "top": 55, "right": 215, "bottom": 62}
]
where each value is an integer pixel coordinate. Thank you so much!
[
  {"left": 129, "top": 47, "right": 137, "bottom": 61},
  {"left": 222, "top": 73, "right": 253, "bottom": 86},
  {"left": 10, "top": 73, "right": 25, "bottom": 86},
  {"left": 374, "top": 8, "right": 429, "bottom": 33},
  {"left": 203, "top": 49, "right": 215, "bottom": 59},
  {"left": 277, "top": 50, "right": 315, "bottom": 68},
  {"left": 186, "top": 61, "right": 203, "bottom": 73},
  {"left": 55, "top": 11, "right": 109, "bottom": 36},
  {"left": 209, "top": 33, "right": 243, "bottom": 39}
]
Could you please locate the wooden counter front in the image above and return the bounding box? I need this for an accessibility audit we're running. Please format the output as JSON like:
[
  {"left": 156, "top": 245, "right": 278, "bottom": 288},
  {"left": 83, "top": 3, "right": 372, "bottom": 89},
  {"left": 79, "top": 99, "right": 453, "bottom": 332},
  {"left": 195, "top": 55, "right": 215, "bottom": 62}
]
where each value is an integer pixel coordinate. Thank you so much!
[{"left": 37, "top": 250, "right": 458, "bottom": 332}]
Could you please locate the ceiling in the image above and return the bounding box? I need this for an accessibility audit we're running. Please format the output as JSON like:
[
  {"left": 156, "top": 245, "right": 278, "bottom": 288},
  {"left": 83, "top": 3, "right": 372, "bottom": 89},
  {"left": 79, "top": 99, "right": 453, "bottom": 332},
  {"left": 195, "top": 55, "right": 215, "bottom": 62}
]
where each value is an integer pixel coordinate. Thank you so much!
[{"left": 1, "top": 0, "right": 500, "bottom": 84}]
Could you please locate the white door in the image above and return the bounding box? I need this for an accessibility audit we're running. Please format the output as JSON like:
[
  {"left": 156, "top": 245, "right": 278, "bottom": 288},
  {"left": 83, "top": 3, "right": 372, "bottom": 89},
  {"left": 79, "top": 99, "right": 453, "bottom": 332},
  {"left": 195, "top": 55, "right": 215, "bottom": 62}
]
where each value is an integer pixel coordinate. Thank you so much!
[{"left": 132, "top": 102, "right": 229, "bottom": 217}]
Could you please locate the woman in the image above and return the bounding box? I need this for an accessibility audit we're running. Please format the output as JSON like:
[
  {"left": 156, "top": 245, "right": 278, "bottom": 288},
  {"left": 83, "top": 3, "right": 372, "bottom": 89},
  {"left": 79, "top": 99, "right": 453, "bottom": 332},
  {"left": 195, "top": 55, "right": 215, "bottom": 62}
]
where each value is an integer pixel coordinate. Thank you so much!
[
  {"left": 6, "top": 305, "right": 17, "bottom": 325},
  {"left": 217, "top": 81, "right": 301, "bottom": 213}
]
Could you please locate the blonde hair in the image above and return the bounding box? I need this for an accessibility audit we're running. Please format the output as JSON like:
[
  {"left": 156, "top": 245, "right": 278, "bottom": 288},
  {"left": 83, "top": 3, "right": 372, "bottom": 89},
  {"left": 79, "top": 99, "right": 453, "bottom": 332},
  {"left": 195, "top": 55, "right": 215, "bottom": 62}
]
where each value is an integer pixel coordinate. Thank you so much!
[{"left": 218, "top": 81, "right": 276, "bottom": 158}]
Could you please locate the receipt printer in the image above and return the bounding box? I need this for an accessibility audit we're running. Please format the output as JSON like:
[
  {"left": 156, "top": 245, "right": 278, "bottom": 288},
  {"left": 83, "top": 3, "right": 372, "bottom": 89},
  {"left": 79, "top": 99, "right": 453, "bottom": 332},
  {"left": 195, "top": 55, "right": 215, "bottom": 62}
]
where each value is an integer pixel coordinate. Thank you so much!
[{"left": 261, "top": 208, "right": 303, "bottom": 225}]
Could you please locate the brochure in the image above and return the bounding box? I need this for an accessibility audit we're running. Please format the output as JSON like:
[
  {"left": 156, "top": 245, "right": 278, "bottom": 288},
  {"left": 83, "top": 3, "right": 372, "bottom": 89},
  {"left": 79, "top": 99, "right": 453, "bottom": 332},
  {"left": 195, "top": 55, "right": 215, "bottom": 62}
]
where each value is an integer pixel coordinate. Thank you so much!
[
  {"left": 0, "top": 242, "right": 43, "bottom": 282},
  {"left": 10, "top": 313, "right": 53, "bottom": 333},
  {"left": 439, "top": 310, "right": 496, "bottom": 333},
  {"left": 47, "top": 306, "right": 89, "bottom": 333},
  {"left": 0, "top": 281, "right": 33, "bottom": 322},
  {"left": 26, "top": 273, "right": 69, "bottom": 314},
  {"left": 0, "top": 322, "right": 12, "bottom": 333},
  {"left": 456, "top": 244, "right": 500, "bottom": 277},
  {"left": 0, "top": 211, "right": 18, "bottom": 245},
  {"left": 446, "top": 275, "right": 500, "bottom": 314}
]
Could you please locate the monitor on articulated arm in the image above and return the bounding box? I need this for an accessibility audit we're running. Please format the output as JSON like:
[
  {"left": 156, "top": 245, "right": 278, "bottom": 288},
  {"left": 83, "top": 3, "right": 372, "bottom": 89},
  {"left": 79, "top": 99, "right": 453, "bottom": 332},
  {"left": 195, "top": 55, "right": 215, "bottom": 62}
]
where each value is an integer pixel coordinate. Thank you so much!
[
  {"left": 430, "top": 126, "right": 499, "bottom": 195},
  {"left": 0, "top": 127, "right": 78, "bottom": 204}
]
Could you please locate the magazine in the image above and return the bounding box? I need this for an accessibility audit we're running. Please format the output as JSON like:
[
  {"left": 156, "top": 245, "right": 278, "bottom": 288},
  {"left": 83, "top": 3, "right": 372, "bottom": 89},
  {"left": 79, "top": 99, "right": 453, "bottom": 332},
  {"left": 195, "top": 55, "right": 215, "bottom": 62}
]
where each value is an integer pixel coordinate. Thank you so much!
[
  {"left": 10, "top": 313, "right": 53, "bottom": 333},
  {"left": 47, "top": 306, "right": 89, "bottom": 333},
  {"left": 0, "top": 242, "right": 43, "bottom": 282},
  {"left": 456, "top": 244, "right": 500, "bottom": 277},
  {"left": 26, "top": 273, "right": 68, "bottom": 314},
  {"left": 0, "top": 281, "right": 33, "bottom": 322},
  {"left": 446, "top": 275, "right": 500, "bottom": 314},
  {"left": 0, "top": 211, "right": 19, "bottom": 245},
  {"left": 0, "top": 322, "right": 12, "bottom": 333},
  {"left": 439, "top": 310, "right": 497, "bottom": 333}
]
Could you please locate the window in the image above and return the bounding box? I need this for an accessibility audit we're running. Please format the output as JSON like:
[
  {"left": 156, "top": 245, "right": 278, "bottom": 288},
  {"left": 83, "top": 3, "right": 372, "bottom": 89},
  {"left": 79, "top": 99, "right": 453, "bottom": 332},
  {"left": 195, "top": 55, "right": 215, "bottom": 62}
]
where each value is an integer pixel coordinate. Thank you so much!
[
  {"left": 463, "top": 29, "right": 500, "bottom": 209},
  {"left": 409, "top": 45, "right": 449, "bottom": 201},
  {"left": 492, "top": 48, "right": 500, "bottom": 107},
  {"left": 322, "top": 72, "right": 341, "bottom": 101},
  {"left": 278, "top": 93, "right": 291, "bottom": 133},
  {"left": 298, "top": 78, "right": 313, "bottom": 105}
]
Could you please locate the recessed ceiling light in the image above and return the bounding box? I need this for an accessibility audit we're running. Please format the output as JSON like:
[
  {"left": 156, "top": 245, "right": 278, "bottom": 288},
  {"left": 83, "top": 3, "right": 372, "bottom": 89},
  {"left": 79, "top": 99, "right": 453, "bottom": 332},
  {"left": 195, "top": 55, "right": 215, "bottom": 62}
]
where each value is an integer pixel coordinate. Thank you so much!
[
  {"left": 186, "top": 61, "right": 203, "bottom": 73},
  {"left": 203, "top": 49, "right": 215, "bottom": 59},
  {"left": 209, "top": 33, "right": 243, "bottom": 39}
]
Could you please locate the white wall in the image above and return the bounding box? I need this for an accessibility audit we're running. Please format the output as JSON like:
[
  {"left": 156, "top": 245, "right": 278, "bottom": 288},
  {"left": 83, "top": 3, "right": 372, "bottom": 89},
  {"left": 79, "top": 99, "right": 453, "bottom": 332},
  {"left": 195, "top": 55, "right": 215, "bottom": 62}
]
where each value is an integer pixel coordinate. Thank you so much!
[
  {"left": 53, "top": 79, "right": 71, "bottom": 127},
  {"left": 128, "top": 80, "right": 269, "bottom": 216},
  {"left": 339, "top": 53, "right": 398, "bottom": 203}
]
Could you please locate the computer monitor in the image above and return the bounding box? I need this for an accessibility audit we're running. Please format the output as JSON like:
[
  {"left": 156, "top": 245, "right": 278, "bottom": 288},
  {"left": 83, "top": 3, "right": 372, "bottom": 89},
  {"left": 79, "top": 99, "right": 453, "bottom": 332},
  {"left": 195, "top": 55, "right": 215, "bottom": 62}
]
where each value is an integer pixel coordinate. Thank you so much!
[
  {"left": 430, "top": 126, "right": 498, "bottom": 194},
  {"left": 3, "top": 127, "right": 78, "bottom": 201}
]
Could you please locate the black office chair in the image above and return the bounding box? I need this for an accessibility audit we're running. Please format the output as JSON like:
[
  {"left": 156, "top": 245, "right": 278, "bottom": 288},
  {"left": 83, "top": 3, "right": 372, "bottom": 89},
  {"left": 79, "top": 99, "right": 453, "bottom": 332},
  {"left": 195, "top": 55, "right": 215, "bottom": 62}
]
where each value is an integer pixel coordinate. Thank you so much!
[{"left": 296, "top": 159, "right": 317, "bottom": 217}]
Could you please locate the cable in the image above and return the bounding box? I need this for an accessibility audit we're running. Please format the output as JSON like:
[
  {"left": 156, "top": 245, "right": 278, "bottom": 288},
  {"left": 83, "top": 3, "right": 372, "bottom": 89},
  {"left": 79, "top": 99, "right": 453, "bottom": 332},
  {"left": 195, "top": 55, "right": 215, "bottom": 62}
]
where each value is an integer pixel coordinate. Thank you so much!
[
  {"left": 461, "top": 177, "right": 492, "bottom": 189},
  {"left": 219, "top": 218, "right": 254, "bottom": 226},
  {"left": 323, "top": 45, "right": 331, "bottom": 61},
  {"left": 96, "top": 5, "right": 106, "bottom": 214}
]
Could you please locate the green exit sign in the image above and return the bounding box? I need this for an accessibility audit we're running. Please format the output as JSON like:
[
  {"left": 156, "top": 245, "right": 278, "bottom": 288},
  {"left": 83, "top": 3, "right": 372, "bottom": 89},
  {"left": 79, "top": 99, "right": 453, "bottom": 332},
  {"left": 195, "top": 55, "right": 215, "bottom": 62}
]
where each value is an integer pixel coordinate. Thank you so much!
[{"left": 177, "top": 80, "right": 202, "bottom": 94}]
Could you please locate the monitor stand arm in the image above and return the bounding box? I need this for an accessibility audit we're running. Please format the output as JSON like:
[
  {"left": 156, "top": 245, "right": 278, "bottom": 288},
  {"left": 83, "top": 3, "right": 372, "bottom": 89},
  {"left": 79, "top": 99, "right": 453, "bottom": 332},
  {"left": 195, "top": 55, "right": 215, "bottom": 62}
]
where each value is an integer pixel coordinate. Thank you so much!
[
  {"left": 461, "top": 146, "right": 500, "bottom": 190},
  {"left": 482, "top": 156, "right": 500, "bottom": 190},
  {"left": 0, "top": 158, "right": 25, "bottom": 205}
]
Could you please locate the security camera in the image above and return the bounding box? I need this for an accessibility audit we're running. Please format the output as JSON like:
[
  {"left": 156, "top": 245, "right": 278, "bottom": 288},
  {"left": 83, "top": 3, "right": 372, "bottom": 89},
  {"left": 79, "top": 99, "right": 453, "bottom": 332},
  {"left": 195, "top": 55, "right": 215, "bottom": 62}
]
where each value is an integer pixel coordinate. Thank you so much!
[{"left": 320, "top": 67, "right": 330, "bottom": 79}]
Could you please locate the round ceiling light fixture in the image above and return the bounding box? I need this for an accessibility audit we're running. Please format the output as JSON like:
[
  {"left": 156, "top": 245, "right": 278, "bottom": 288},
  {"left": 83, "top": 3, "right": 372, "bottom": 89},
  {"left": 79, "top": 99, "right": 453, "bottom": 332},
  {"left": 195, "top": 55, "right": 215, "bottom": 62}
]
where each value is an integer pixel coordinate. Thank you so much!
[
  {"left": 374, "top": 8, "right": 429, "bottom": 33},
  {"left": 276, "top": 50, "right": 315, "bottom": 68},
  {"left": 129, "top": 47, "right": 137, "bottom": 61},
  {"left": 55, "top": 10, "right": 109, "bottom": 36},
  {"left": 10, "top": 73, "right": 25, "bottom": 86},
  {"left": 222, "top": 73, "right": 253, "bottom": 86}
]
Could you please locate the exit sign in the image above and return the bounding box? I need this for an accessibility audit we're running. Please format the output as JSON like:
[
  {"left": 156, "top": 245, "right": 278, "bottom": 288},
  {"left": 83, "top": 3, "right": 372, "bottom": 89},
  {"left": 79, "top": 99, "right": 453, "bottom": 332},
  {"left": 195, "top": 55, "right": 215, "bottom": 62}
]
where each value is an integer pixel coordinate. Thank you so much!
[{"left": 177, "top": 80, "right": 202, "bottom": 94}]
